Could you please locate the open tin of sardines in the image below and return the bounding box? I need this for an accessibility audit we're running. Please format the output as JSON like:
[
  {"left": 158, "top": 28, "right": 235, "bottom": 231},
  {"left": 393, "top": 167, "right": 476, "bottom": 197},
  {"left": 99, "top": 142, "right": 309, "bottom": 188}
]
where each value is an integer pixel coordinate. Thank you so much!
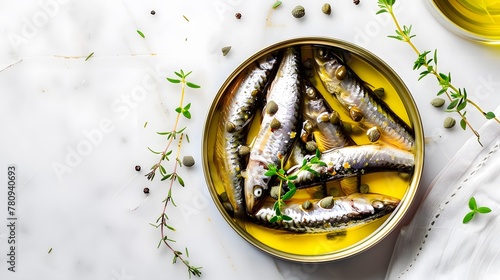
[{"left": 202, "top": 37, "right": 424, "bottom": 262}]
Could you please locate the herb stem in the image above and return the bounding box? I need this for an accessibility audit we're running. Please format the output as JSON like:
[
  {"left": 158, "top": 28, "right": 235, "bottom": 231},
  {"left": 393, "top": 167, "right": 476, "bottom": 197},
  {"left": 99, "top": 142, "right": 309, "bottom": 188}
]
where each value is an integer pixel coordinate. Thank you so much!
[{"left": 380, "top": 0, "right": 499, "bottom": 143}]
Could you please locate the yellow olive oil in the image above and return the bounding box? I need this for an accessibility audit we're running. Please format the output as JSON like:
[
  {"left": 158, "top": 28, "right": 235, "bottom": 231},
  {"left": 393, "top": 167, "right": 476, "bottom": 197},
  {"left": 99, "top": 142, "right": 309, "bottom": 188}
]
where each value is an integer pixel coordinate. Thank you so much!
[
  {"left": 203, "top": 39, "right": 423, "bottom": 261},
  {"left": 430, "top": 0, "right": 500, "bottom": 42}
]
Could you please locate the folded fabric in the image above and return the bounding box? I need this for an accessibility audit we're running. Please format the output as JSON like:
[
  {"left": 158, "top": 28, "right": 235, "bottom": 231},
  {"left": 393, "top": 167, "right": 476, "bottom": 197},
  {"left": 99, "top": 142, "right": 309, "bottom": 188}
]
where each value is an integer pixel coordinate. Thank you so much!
[{"left": 385, "top": 112, "right": 500, "bottom": 280}]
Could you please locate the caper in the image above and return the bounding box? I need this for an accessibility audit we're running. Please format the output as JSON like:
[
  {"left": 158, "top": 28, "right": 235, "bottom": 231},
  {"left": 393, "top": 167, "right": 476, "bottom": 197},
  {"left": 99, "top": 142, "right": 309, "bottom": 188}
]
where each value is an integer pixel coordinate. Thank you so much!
[
  {"left": 431, "top": 98, "right": 445, "bottom": 107},
  {"left": 329, "top": 187, "right": 339, "bottom": 197},
  {"left": 303, "top": 58, "right": 315, "bottom": 69},
  {"left": 291, "top": 5, "right": 305, "bottom": 18},
  {"left": 221, "top": 46, "right": 231, "bottom": 56},
  {"left": 443, "top": 117, "right": 456, "bottom": 128},
  {"left": 320, "top": 196, "right": 334, "bottom": 208},
  {"left": 302, "top": 200, "right": 313, "bottom": 210},
  {"left": 349, "top": 107, "right": 363, "bottom": 122},
  {"left": 226, "top": 121, "right": 236, "bottom": 133},
  {"left": 335, "top": 65, "right": 347, "bottom": 80},
  {"left": 322, "top": 3, "right": 331, "bottom": 15},
  {"left": 367, "top": 127, "right": 381, "bottom": 142},
  {"left": 182, "top": 155, "right": 195, "bottom": 167},
  {"left": 313, "top": 190, "right": 324, "bottom": 199},
  {"left": 306, "top": 87, "right": 316, "bottom": 98},
  {"left": 219, "top": 192, "right": 229, "bottom": 202},
  {"left": 374, "top": 87, "right": 385, "bottom": 98},
  {"left": 303, "top": 121, "right": 313, "bottom": 133},
  {"left": 359, "top": 183, "right": 369, "bottom": 194},
  {"left": 222, "top": 201, "right": 234, "bottom": 212},
  {"left": 266, "top": 100, "right": 279, "bottom": 115},
  {"left": 330, "top": 111, "right": 341, "bottom": 125},
  {"left": 306, "top": 141, "right": 318, "bottom": 152},
  {"left": 271, "top": 118, "right": 281, "bottom": 129},
  {"left": 318, "top": 112, "right": 330, "bottom": 123},
  {"left": 238, "top": 145, "right": 250, "bottom": 156}
]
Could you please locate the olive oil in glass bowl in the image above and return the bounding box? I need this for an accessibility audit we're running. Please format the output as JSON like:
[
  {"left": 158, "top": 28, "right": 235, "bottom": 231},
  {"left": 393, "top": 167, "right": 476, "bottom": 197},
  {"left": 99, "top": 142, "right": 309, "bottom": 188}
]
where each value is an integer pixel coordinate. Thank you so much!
[{"left": 426, "top": 0, "right": 500, "bottom": 43}]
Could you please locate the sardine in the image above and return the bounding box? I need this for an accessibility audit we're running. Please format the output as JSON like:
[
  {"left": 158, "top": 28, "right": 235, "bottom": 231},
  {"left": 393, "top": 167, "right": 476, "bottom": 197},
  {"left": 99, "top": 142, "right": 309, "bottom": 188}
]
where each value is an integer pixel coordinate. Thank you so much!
[
  {"left": 289, "top": 145, "right": 414, "bottom": 187},
  {"left": 244, "top": 47, "right": 302, "bottom": 214},
  {"left": 214, "top": 53, "right": 279, "bottom": 217},
  {"left": 314, "top": 47, "right": 415, "bottom": 151},
  {"left": 300, "top": 81, "right": 360, "bottom": 194},
  {"left": 251, "top": 193, "right": 400, "bottom": 233}
]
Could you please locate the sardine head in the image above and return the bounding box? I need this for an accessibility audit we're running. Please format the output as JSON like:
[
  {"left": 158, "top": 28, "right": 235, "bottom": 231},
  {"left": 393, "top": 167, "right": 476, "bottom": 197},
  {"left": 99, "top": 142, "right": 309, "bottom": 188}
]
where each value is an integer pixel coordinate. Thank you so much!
[
  {"left": 244, "top": 161, "right": 270, "bottom": 214},
  {"left": 313, "top": 47, "right": 345, "bottom": 95}
]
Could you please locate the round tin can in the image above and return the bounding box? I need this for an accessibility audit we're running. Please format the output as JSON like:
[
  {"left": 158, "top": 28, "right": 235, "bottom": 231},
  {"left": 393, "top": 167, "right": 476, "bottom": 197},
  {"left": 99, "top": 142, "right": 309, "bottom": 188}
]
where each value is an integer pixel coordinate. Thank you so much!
[{"left": 202, "top": 37, "right": 424, "bottom": 262}]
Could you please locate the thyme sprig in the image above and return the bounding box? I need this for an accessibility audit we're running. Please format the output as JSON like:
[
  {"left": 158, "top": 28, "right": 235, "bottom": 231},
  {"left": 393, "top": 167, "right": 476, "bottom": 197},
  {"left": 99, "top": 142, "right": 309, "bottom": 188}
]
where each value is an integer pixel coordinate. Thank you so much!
[
  {"left": 463, "top": 196, "right": 491, "bottom": 224},
  {"left": 265, "top": 150, "right": 325, "bottom": 222},
  {"left": 377, "top": 0, "right": 500, "bottom": 145},
  {"left": 146, "top": 70, "right": 202, "bottom": 278}
]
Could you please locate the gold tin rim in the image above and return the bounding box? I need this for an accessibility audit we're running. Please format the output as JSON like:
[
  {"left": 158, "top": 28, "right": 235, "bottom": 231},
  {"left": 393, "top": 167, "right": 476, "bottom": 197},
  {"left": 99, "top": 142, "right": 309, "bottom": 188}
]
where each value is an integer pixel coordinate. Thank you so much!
[{"left": 202, "top": 37, "right": 424, "bottom": 263}]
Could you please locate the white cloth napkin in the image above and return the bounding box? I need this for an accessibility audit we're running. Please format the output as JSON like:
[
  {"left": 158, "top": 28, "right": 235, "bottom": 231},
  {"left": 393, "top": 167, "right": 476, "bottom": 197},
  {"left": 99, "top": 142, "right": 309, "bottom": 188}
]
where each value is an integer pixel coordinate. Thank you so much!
[{"left": 385, "top": 114, "right": 500, "bottom": 280}]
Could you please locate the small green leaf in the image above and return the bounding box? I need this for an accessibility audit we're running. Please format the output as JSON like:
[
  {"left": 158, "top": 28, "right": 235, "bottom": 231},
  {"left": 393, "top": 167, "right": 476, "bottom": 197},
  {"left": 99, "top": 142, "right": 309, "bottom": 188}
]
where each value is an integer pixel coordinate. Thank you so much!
[
  {"left": 269, "top": 216, "right": 279, "bottom": 223},
  {"left": 167, "top": 78, "right": 181, "bottom": 83},
  {"left": 272, "top": 1, "right": 282, "bottom": 9},
  {"left": 183, "top": 110, "right": 192, "bottom": 119},
  {"left": 177, "top": 175, "right": 185, "bottom": 187},
  {"left": 469, "top": 196, "right": 477, "bottom": 210},
  {"left": 183, "top": 15, "right": 189, "bottom": 22},
  {"left": 137, "top": 30, "right": 145, "bottom": 38},
  {"left": 264, "top": 170, "right": 276, "bottom": 176},
  {"left": 447, "top": 99, "right": 459, "bottom": 110},
  {"left": 148, "top": 147, "right": 162, "bottom": 154},
  {"left": 460, "top": 119, "right": 467, "bottom": 130},
  {"left": 485, "top": 112, "right": 496, "bottom": 119},
  {"left": 477, "top": 207, "right": 492, "bottom": 214},
  {"left": 159, "top": 165, "right": 167, "bottom": 176},
  {"left": 281, "top": 215, "right": 293, "bottom": 221},
  {"left": 85, "top": 52, "right": 94, "bottom": 61},
  {"left": 282, "top": 189, "right": 296, "bottom": 201},
  {"left": 187, "top": 82, "right": 201, "bottom": 88},
  {"left": 463, "top": 211, "right": 475, "bottom": 224},
  {"left": 376, "top": 9, "right": 388, "bottom": 14},
  {"left": 457, "top": 100, "right": 467, "bottom": 111},
  {"left": 175, "top": 107, "right": 182, "bottom": 113}
]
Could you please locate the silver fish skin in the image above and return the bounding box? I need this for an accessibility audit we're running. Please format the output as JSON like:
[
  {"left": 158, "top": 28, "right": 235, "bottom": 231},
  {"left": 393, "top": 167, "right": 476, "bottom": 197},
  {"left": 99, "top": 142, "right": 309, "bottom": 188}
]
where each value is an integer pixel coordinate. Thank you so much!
[
  {"left": 289, "top": 145, "right": 414, "bottom": 187},
  {"left": 301, "top": 80, "right": 353, "bottom": 151},
  {"left": 314, "top": 47, "right": 415, "bottom": 151},
  {"left": 251, "top": 193, "right": 400, "bottom": 233},
  {"left": 214, "top": 53, "right": 278, "bottom": 217},
  {"left": 244, "top": 47, "right": 302, "bottom": 214}
]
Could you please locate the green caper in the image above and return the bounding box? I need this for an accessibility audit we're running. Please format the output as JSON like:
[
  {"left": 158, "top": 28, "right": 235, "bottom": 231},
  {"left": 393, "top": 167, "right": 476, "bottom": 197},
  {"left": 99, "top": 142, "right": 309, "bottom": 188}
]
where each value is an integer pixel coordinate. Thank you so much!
[
  {"left": 226, "top": 121, "right": 236, "bottom": 133},
  {"left": 359, "top": 183, "right": 369, "bottom": 194},
  {"left": 443, "top": 117, "right": 456, "bottom": 128},
  {"left": 322, "top": 3, "right": 332, "bottom": 15},
  {"left": 182, "top": 155, "right": 195, "bottom": 167},
  {"left": 222, "top": 46, "right": 231, "bottom": 56},
  {"left": 271, "top": 118, "right": 281, "bottom": 129},
  {"left": 329, "top": 111, "right": 341, "bottom": 125},
  {"left": 302, "top": 200, "right": 313, "bottom": 210},
  {"left": 373, "top": 88, "right": 385, "bottom": 98},
  {"left": 335, "top": 65, "right": 347, "bottom": 80},
  {"left": 349, "top": 107, "right": 363, "bottom": 122},
  {"left": 313, "top": 190, "right": 325, "bottom": 199},
  {"left": 320, "top": 196, "right": 334, "bottom": 208},
  {"left": 318, "top": 112, "right": 330, "bottom": 123},
  {"left": 329, "top": 187, "right": 339, "bottom": 197},
  {"left": 291, "top": 5, "right": 305, "bottom": 18},
  {"left": 367, "top": 127, "right": 381, "bottom": 142},
  {"left": 222, "top": 201, "right": 234, "bottom": 212},
  {"left": 306, "top": 141, "right": 318, "bottom": 152},
  {"left": 431, "top": 98, "right": 445, "bottom": 107},
  {"left": 238, "top": 145, "right": 250, "bottom": 156},
  {"left": 219, "top": 192, "right": 229, "bottom": 202},
  {"left": 266, "top": 100, "right": 279, "bottom": 115}
]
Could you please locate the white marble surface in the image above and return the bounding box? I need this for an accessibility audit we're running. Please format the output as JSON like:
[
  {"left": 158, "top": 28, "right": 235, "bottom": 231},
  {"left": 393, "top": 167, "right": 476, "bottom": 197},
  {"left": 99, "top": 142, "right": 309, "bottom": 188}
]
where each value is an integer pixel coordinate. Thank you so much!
[{"left": 1, "top": 0, "right": 500, "bottom": 279}]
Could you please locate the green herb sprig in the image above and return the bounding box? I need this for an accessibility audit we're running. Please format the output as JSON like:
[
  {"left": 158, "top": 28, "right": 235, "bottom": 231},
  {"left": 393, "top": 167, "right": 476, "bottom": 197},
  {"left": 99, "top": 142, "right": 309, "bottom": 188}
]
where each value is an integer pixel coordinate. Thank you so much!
[
  {"left": 265, "top": 150, "right": 326, "bottom": 222},
  {"left": 377, "top": 0, "right": 500, "bottom": 145},
  {"left": 146, "top": 70, "right": 202, "bottom": 278},
  {"left": 463, "top": 196, "right": 491, "bottom": 224}
]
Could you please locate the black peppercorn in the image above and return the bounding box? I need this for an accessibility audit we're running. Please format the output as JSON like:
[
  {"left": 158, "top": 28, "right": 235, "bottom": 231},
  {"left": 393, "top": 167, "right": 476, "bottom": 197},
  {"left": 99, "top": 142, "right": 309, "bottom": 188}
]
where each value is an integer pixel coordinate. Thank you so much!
[{"left": 143, "top": 187, "right": 150, "bottom": 194}]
